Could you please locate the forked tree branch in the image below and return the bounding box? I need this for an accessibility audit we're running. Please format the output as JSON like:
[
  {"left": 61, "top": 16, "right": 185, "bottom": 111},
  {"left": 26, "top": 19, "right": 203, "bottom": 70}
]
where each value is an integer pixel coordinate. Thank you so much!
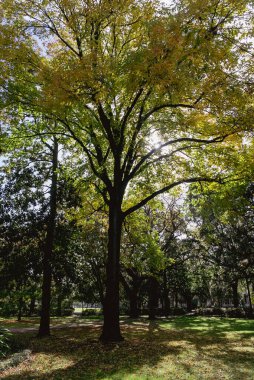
[
  {"left": 123, "top": 177, "right": 224, "bottom": 218},
  {"left": 126, "top": 134, "right": 229, "bottom": 182}
]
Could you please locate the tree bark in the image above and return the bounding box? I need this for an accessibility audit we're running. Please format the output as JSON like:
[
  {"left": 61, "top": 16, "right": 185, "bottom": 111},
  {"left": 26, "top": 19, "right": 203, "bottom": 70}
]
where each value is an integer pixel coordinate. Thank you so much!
[
  {"left": 185, "top": 293, "right": 193, "bottom": 312},
  {"left": 56, "top": 294, "right": 62, "bottom": 317},
  {"left": 246, "top": 278, "right": 253, "bottom": 316},
  {"left": 175, "top": 292, "right": 178, "bottom": 308},
  {"left": 28, "top": 296, "right": 36, "bottom": 316},
  {"left": 90, "top": 260, "right": 105, "bottom": 307},
  {"left": 232, "top": 280, "right": 239, "bottom": 308},
  {"left": 17, "top": 297, "right": 23, "bottom": 322},
  {"left": 100, "top": 197, "right": 124, "bottom": 342},
  {"left": 163, "top": 293, "right": 170, "bottom": 316},
  {"left": 129, "top": 290, "right": 139, "bottom": 318},
  {"left": 120, "top": 272, "right": 141, "bottom": 318},
  {"left": 162, "top": 271, "right": 170, "bottom": 316},
  {"left": 148, "top": 277, "right": 159, "bottom": 320},
  {"left": 38, "top": 138, "right": 58, "bottom": 337}
]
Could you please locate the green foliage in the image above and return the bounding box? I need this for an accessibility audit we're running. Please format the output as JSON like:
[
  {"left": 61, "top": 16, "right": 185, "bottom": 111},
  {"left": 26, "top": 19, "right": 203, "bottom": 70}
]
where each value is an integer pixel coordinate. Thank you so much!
[
  {"left": 0, "top": 327, "right": 12, "bottom": 357},
  {"left": 81, "top": 308, "right": 102, "bottom": 317}
]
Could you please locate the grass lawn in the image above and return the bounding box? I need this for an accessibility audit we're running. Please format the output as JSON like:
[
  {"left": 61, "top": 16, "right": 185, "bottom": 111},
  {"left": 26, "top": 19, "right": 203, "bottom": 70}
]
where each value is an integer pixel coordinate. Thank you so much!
[{"left": 1, "top": 316, "right": 254, "bottom": 380}]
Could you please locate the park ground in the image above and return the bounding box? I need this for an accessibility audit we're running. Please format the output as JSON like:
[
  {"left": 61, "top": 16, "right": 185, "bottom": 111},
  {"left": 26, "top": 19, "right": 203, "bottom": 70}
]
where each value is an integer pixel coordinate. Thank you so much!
[{"left": 1, "top": 316, "right": 254, "bottom": 380}]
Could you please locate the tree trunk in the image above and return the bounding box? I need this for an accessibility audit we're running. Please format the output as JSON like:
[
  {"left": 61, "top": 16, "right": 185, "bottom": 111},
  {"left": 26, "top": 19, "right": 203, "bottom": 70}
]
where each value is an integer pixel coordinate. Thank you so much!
[
  {"left": 175, "top": 292, "right": 178, "bottom": 308},
  {"left": 38, "top": 138, "right": 58, "bottom": 337},
  {"left": 186, "top": 293, "right": 193, "bottom": 312},
  {"left": 120, "top": 272, "right": 141, "bottom": 319},
  {"left": 17, "top": 297, "right": 23, "bottom": 321},
  {"left": 164, "top": 293, "right": 170, "bottom": 316},
  {"left": 100, "top": 198, "right": 123, "bottom": 342},
  {"left": 246, "top": 278, "right": 253, "bottom": 316},
  {"left": 56, "top": 294, "right": 62, "bottom": 317},
  {"left": 232, "top": 280, "right": 239, "bottom": 308},
  {"left": 28, "top": 296, "right": 36, "bottom": 316},
  {"left": 162, "top": 271, "right": 170, "bottom": 316},
  {"left": 90, "top": 260, "right": 105, "bottom": 307},
  {"left": 148, "top": 277, "right": 159, "bottom": 320},
  {"left": 129, "top": 290, "right": 139, "bottom": 318}
]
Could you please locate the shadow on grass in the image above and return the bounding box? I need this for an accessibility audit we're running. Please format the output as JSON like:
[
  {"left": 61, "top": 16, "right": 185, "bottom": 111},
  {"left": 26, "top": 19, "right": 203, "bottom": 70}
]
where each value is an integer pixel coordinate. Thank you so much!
[{"left": 2, "top": 317, "right": 254, "bottom": 380}]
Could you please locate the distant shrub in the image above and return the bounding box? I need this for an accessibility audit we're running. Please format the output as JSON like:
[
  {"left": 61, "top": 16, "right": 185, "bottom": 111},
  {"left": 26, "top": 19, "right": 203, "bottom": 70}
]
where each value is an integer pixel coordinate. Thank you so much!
[
  {"left": 0, "top": 305, "right": 17, "bottom": 318},
  {"left": 62, "top": 308, "right": 74, "bottom": 316},
  {"left": 193, "top": 307, "right": 252, "bottom": 318},
  {"left": 81, "top": 308, "right": 102, "bottom": 316},
  {"left": 244, "top": 307, "right": 254, "bottom": 319},
  {"left": 194, "top": 308, "right": 225, "bottom": 316},
  {"left": 141, "top": 307, "right": 187, "bottom": 317},
  {"left": 226, "top": 308, "right": 245, "bottom": 318},
  {"left": 170, "top": 307, "right": 186, "bottom": 316},
  {"left": 212, "top": 307, "right": 225, "bottom": 316},
  {"left": 49, "top": 307, "right": 74, "bottom": 316}
]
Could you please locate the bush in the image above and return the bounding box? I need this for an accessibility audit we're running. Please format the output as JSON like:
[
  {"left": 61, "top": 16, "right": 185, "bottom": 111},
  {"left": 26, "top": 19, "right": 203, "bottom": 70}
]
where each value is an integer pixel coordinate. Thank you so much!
[
  {"left": 212, "top": 307, "right": 225, "bottom": 316},
  {"left": 61, "top": 308, "right": 74, "bottom": 316},
  {"left": 244, "top": 307, "right": 254, "bottom": 318},
  {"left": 0, "top": 328, "right": 12, "bottom": 358},
  {"left": 194, "top": 308, "right": 225, "bottom": 316},
  {"left": 81, "top": 308, "right": 102, "bottom": 317},
  {"left": 0, "top": 305, "right": 17, "bottom": 318},
  {"left": 170, "top": 307, "right": 186, "bottom": 316},
  {"left": 226, "top": 308, "right": 245, "bottom": 318}
]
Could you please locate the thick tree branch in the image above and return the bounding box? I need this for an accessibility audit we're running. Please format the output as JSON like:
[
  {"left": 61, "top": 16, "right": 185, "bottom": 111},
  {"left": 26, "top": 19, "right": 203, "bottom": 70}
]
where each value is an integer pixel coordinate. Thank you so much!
[
  {"left": 121, "top": 89, "right": 152, "bottom": 176},
  {"left": 142, "top": 103, "right": 195, "bottom": 123},
  {"left": 42, "top": 9, "right": 81, "bottom": 58},
  {"left": 58, "top": 117, "right": 112, "bottom": 190},
  {"left": 120, "top": 87, "right": 144, "bottom": 130},
  {"left": 97, "top": 102, "right": 115, "bottom": 153},
  {"left": 127, "top": 135, "right": 229, "bottom": 182},
  {"left": 123, "top": 177, "right": 223, "bottom": 218}
]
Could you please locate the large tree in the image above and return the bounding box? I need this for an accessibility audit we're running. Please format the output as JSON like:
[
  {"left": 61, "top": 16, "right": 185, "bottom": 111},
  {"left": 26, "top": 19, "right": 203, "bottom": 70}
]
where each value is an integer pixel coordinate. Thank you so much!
[{"left": 0, "top": 0, "right": 253, "bottom": 341}]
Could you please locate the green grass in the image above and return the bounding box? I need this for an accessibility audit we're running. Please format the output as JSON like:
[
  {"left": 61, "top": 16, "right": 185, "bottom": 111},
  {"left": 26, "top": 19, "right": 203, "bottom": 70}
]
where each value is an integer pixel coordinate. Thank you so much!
[{"left": 1, "top": 316, "right": 254, "bottom": 380}]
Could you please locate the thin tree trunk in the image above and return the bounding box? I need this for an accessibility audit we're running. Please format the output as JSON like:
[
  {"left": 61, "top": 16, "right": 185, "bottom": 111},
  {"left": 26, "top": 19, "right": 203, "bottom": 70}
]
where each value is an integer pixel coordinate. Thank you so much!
[
  {"left": 28, "top": 296, "right": 36, "bottom": 316},
  {"left": 129, "top": 290, "right": 140, "bottom": 318},
  {"left": 56, "top": 294, "right": 62, "bottom": 317},
  {"left": 246, "top": 278, "right": 253, "bottom": 315},
  {"left": 148, "top": 277, "right": 159, "bottom": 320},
  {"left": 100, "top": 198, "right": 123, "bottom": 342},
  {"left": 38, "top": 138, "right": 58, "bottom": 337},
  {"left": 185, "top": 293, "right": 193, "bottom": 312},
  {"left": 91, "top": 260, "right": 105, "bottom": 308},
  {"left": 232, "top": 280, "right": 239, "bottom": 308},
  {"left": 163, "top": 292, "right": 170, "bottom": 316},
  {"left": 120, "top": 272, "right": 141, "bottom": 318},
  {"left": 162, "top": 271, "right": 170, "bottom": 316},
  {"left": 175, "top": 292, "right": 178, "bottom": 308},
  {"left": 17, "top": 297, "right": 23, "bottom": 322}
]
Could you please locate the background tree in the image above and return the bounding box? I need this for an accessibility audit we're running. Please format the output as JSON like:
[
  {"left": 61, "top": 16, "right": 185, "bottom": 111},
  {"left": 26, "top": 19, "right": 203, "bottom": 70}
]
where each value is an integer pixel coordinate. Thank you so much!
[{"left": 187, "top": 169, "right": 254, "bottom": 313}]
